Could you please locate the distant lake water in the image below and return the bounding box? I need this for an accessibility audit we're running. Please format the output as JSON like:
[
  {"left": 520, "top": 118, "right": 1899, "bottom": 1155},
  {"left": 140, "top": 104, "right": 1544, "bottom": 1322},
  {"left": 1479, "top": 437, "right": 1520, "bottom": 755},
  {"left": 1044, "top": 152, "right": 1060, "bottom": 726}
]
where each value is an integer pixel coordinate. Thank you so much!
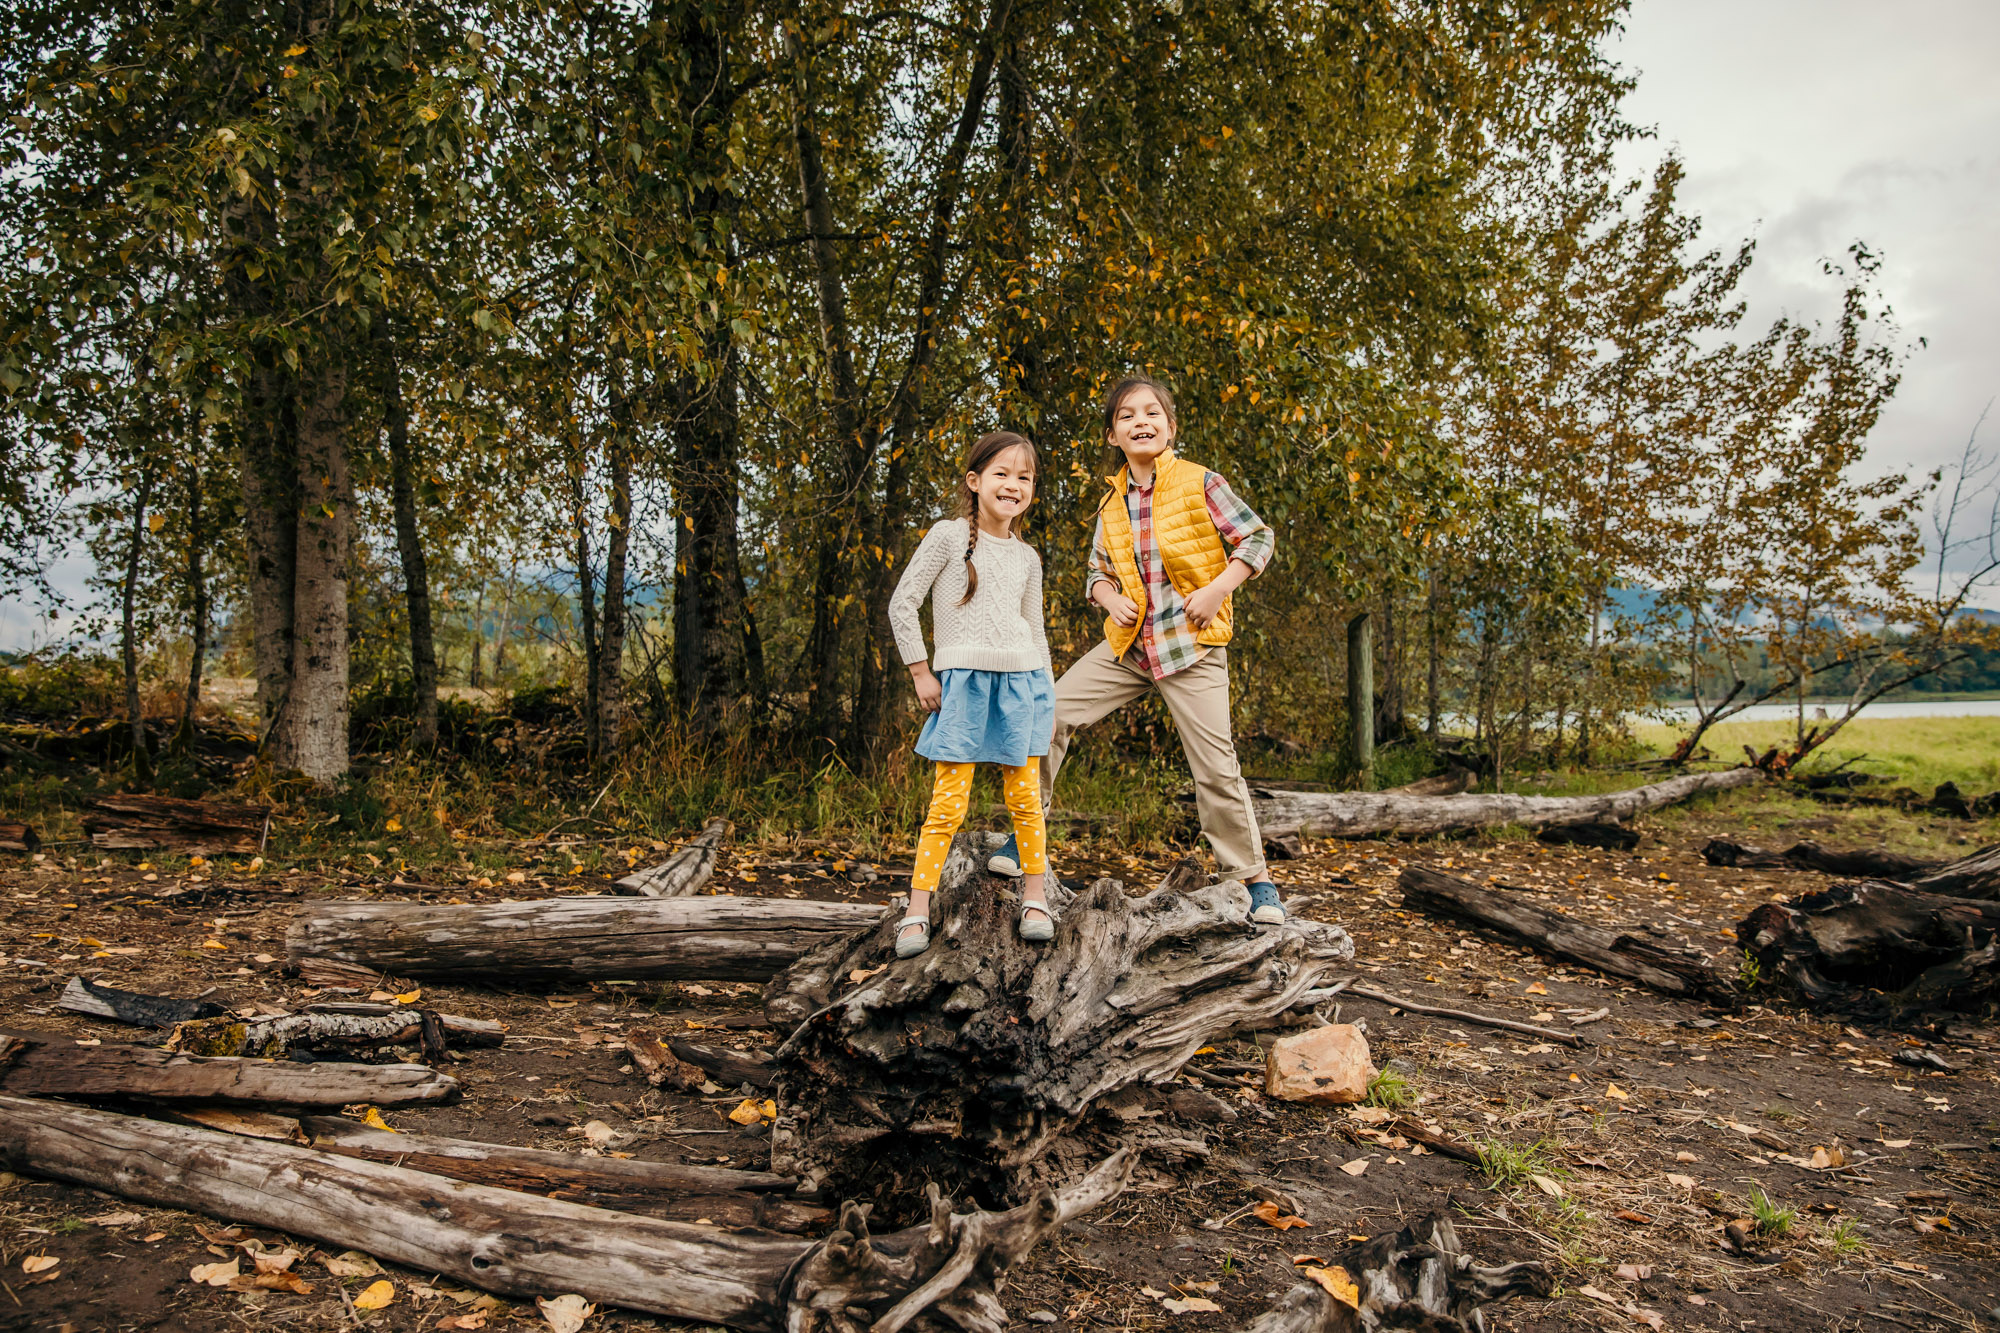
[{"left": 1649, "top": 699, "right": 2000, "bottom": 725}]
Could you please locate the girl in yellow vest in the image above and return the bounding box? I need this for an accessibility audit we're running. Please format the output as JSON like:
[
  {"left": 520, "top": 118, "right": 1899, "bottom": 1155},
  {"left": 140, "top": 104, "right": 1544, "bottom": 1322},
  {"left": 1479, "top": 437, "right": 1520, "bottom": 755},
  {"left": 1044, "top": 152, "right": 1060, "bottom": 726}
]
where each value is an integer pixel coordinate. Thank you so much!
[
  {"left": 887, "top": 431, "right": 1056, "bottom": 957},
  {"left": 991, "top": 375, "right": 1285, "bottom": 923}
]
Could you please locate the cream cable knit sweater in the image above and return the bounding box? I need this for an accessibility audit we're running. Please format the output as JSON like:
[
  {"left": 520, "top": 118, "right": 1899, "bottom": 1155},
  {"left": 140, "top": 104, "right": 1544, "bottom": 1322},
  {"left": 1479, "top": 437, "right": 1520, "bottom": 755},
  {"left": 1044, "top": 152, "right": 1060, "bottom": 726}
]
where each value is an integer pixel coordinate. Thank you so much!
[{"left": 889, "top": 518, "right": 1052, "bottom": 674}]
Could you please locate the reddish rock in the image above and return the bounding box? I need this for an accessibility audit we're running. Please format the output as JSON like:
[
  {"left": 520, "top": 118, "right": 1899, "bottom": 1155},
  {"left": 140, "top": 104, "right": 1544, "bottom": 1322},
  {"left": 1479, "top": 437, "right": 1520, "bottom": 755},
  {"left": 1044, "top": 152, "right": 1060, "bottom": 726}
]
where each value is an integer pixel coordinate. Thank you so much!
[{"left": 1264, "top": 1024, "right": 1376, "bottom": 1104}]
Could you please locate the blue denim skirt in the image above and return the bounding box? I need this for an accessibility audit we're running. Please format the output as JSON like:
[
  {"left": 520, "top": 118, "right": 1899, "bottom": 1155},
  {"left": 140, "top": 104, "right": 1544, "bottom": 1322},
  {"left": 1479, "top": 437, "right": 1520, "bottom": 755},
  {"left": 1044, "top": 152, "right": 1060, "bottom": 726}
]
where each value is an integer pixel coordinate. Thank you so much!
[{"left": 915, "top": 668, "right": 1055, "bottom": 767}]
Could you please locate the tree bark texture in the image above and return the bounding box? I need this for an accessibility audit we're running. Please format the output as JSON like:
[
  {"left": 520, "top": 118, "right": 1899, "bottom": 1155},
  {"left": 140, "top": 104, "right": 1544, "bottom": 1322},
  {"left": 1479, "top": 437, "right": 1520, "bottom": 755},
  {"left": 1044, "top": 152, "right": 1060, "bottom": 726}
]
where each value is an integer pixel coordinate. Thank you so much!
[
  {"left": 617, "top": 818, "right": 731, "bottom": 896},
  {"left": 1737, "top": 880, "right": 2000, "bottom": 1015},
  {"left": 0, "top": 1094, "right": 1134, "bottom": 1333},
  {"left": 765, "top": 834, "right": 1354, "bottom": 1203},
  {"left": 120, "top": 465, "right": 155, "bottom": 773},
  {"left": 1242, "top": 1213, "right": 1550, "bottom": 1333},
  {"left": 1345, "top": 612, "right": 1372, "bottom": 788},
  {"left": 174, "top": 459, "right": 211, "bottom": 751},
  {"left": 286, "top": 894, "right": 889, "bottom": 985},
  {"left": 0, "top": 1031, "right": 458, "bottom": 1107},
  {"left": 789, "top": 32, "right": 876, "bottom": 751},
  {"left": 273, "top": 357, "right": 352, "bottom": 783},
  {"left": 1398, "top": 866, "right": 1727, "bottom": 998},
  {"left": 80, "top": 793, "right": 271, "bottom": 854},
  {"left": 378, "top": 318, "right": 439, "bottom": 747},
  {"left": 1255, "top": 768, "right": 1760, "bottom": 840},
  {"left": 853, "top": 0, "right": 1013, "bottom": 763},
  {"left": 295, "top": 1117, "right": 827, "bottom": 1232},
  {"left": 664, "top": 6, "right": 762, "bottom": 725},
  {"left": 596, "top": 430, "right": 632, "bottom": 757}
]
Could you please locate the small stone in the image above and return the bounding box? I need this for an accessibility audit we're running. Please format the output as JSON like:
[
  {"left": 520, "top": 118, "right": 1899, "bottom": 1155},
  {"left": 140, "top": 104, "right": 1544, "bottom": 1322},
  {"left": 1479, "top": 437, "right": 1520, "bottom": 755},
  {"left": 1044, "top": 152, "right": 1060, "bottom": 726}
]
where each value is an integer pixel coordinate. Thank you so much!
[
  {"left": 1027, "top": 1311, "right": 1059, "bottom": 1323},
  {"left": 1264, "top": 1024, "right": 1375, "bottom": 1105}
]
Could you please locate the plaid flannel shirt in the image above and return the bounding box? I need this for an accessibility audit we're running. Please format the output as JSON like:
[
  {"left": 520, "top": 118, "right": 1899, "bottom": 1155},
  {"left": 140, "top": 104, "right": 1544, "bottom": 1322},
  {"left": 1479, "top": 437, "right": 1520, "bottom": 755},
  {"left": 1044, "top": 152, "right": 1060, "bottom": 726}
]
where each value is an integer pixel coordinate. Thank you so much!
[{"left": 1086, "top": 467, "right": 1275, "bottom": 679}]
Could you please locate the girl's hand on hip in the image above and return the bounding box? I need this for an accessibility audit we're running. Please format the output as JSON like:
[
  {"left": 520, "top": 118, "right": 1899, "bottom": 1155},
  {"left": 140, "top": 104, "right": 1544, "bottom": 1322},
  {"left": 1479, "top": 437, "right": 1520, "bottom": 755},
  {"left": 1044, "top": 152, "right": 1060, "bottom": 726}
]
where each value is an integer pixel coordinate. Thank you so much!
[
  {"left": 909, "top": 662, "right": 943, "bottom": 712},
  {"left": 1095, "top": 586, "right": 1141, "bottom": 628},
  {"left": 1184, "top": 582, "right": 1227, "bottom": 629}
]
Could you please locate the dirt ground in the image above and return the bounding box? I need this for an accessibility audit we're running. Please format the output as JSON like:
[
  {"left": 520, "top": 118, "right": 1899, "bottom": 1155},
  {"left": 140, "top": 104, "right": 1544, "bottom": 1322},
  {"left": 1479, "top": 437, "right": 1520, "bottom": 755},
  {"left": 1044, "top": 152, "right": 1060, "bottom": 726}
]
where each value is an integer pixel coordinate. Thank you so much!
[{"left": 2, "top": 792, "right": 1997, "bottom": 1333}]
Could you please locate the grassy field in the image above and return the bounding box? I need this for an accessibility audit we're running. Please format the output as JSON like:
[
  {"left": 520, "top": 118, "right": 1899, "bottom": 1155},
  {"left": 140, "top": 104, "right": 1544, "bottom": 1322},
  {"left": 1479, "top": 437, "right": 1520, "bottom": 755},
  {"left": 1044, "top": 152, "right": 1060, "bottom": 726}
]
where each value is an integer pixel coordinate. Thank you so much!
[{"left": 1631, "top": 714, "right": 2000, "bottom": 794}]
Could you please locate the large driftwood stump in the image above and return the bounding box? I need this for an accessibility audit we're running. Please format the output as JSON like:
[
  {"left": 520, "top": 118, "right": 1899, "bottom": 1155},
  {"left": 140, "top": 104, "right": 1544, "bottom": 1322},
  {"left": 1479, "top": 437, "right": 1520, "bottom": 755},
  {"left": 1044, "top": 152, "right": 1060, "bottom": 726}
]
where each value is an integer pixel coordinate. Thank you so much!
[
  {"left": 1738, "top": 880, "right": 2000, "bottom": 1015},
  {"left": 765, "top": 834, "right": 1353, "bottom": 1204},
  {"left": 1244, "top": 1212, "right": 1550, "bottom": 1333},
  {"left": 288, "top": 894, "right": 887, "bottom": 984},
  {"left": 1256, "top": 768, "right": 1758, "bottom": 840},
  {"left": 0, "top": 1094, "right": 1132, "bottom": 1333}
]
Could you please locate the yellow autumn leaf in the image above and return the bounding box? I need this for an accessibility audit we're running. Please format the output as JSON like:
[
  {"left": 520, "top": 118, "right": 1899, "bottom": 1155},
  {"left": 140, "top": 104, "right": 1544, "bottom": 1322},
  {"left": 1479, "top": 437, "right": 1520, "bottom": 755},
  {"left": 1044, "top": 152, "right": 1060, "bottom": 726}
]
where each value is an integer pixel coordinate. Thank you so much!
[
  {"left": 394, "top": 989, "right": 421, "bottom": 1005},
  {"left": 1604, "top": 1083, "right": 1629, "bottom": 1100},
  {"left": 283, "top": 43, "right": 307, "bottom": 54},
  {"left": 201, "top": 939, "right": 228, "bottom": 949},
  {"left": 385, "top": 818, "right": 402, "bottom": 832},
  {"left": 727, "top": 1098, "right": 763, "bottom": 1125},
  {"left": 1303, "top": 1265, "right": 1359, "bottom": 1309},
  {"left": 353, "top": 1279, "right": 395, "bottom": 1310},
  {"left": 359, "top": 1106, "right": 397, "bottom": 1133}
]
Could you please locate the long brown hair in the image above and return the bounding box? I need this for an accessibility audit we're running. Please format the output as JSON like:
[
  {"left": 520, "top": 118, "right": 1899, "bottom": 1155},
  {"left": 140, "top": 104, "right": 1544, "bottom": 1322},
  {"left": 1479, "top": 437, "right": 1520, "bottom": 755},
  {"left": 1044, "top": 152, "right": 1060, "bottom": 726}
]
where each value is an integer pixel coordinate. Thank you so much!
[
  {"left": 1100, "top": 374, "right": 1178, "bottom": 436},
  {"left": 958, "top": 430, "right": 1037, "bottom": 605}
]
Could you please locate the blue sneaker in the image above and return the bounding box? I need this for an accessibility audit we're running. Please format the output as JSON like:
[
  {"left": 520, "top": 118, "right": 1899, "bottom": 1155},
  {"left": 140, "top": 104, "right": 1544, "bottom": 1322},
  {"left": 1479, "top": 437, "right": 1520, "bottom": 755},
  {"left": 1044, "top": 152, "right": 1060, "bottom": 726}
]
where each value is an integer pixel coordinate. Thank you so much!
[
  {"left": 1247, "top": 881, "right": 1285, "bottom": 925},
  {"left": 988, "top": 834, "right": 1023, "bottom": 878}
]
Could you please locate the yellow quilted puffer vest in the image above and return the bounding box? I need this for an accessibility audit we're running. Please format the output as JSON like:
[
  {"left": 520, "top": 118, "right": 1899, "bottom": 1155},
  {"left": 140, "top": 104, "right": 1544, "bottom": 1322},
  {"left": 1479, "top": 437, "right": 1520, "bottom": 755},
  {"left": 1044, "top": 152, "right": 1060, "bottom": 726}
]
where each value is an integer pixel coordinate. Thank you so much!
[{"left": 1098, "top": 450, "right": 1233, "bottom": 660}]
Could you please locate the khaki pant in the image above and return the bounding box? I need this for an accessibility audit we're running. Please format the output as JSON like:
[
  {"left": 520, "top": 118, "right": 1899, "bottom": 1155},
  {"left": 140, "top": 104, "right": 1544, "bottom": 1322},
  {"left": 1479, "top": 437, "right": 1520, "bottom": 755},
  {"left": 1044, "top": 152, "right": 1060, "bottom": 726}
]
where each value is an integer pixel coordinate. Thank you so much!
[{"left": 1040, "top": 642, "right": 1266, "bottom": 883}]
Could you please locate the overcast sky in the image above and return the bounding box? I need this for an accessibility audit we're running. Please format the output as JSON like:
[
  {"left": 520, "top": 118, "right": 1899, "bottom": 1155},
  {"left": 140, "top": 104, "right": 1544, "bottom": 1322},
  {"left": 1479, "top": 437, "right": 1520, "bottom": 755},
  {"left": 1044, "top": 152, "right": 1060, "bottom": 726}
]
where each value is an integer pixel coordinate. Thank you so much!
[{"left": 1613, "top": 0, "right": 2000, "bottom": 537}]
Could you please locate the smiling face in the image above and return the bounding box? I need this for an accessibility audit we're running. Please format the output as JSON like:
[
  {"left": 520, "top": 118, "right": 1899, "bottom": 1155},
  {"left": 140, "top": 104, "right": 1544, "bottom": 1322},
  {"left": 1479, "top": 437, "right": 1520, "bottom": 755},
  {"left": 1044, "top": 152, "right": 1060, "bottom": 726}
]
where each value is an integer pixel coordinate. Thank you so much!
[
  {"left": 1105, "top": 385, "right": 1176, "bottom": 469},
  {"left": 967, "top": 443, "right": 1037, "bottom": 532}
]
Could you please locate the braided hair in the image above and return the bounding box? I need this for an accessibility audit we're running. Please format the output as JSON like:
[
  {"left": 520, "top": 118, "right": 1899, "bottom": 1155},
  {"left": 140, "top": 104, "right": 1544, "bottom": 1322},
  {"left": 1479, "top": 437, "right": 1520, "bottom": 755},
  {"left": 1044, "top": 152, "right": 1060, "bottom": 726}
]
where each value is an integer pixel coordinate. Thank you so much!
[{"left": 957, "top": 430, "right": 1037, "bottom": 605}]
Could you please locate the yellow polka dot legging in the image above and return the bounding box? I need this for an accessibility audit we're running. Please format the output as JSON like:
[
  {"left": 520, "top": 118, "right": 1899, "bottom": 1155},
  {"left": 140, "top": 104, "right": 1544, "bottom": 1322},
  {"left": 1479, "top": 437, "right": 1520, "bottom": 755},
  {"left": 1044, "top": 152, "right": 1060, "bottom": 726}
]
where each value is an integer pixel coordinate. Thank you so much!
[{"left": 910, "top": 761, "right": 1048, "bottom": 894}]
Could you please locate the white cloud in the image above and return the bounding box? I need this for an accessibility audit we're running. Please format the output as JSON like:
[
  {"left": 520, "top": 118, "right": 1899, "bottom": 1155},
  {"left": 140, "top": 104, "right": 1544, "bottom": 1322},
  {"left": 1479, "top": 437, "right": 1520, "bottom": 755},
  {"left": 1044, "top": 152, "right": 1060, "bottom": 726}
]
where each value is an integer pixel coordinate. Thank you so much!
[{"left": 1614, "top": 0, "right": 2000, "bottom": 488}]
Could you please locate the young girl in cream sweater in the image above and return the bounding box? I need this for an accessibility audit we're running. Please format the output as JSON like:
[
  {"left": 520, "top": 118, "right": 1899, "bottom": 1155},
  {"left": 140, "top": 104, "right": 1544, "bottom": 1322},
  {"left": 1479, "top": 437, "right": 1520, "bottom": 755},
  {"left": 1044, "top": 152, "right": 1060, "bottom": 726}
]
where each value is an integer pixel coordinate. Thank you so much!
[{"left": 886, "top": 430, "right": 1054, "bottom": 957}]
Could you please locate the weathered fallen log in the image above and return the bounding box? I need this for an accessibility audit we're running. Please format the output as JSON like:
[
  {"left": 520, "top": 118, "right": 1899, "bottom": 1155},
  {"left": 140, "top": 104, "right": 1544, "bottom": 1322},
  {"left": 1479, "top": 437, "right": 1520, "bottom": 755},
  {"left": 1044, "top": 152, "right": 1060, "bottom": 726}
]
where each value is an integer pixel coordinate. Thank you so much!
[
  {"left": 80, "top": 793, "right": 271, "bottom": 854},
  {"left": 1535, "top": 821, "right": 1639, "bottom": 851},
  {"left": 0, "top": 1094, "right": 1132, "bottom": 1331},
  {"left": 0, "top": 820, "right": 38, "bottom": 852},
  {"left": 0, "top": 1030, "right": 458, "bottom": 1107},
  {"left": 287, "top": 894, "right": 888, "bottom": 984},
  {"left": 295, "top": 1116, "right": 826, "bottom": 1232},
  {"left": 618, "top": 818, "right": 731, "bottom": 897},
  {"left": 1701, "top": 837, "right": 1943, "bottom": 881},
  {"left": 1255, "top": 768, "right": 1759, "bottom": 839},
  {"left": 1397, "top": 866, "right": 1728, "bottom": 998},
  {"left": 303, "top": 1001, "right": 507, "bottom": 1045},
  {"left": 767, "top": 834, "right": 1355, "bottom": 1203},
  {"left": 59, "top": 974, "right": 226, "bottom": 1027},
  {"left": 1244, "top": 1213, "right": 1550, "bottom": 1333},
  {"left": 164, "top": 1006, "right": 502, "bottom": 1059},
  {"left": 668, "top": 1038, "right": 775, "bottom": 1090},
  {"left": 1911, "top": 843, "right": 2000, "bottom": 900},
  {"left": 1737, "top": 880, "right": 2000, "bottom": 1015}
]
